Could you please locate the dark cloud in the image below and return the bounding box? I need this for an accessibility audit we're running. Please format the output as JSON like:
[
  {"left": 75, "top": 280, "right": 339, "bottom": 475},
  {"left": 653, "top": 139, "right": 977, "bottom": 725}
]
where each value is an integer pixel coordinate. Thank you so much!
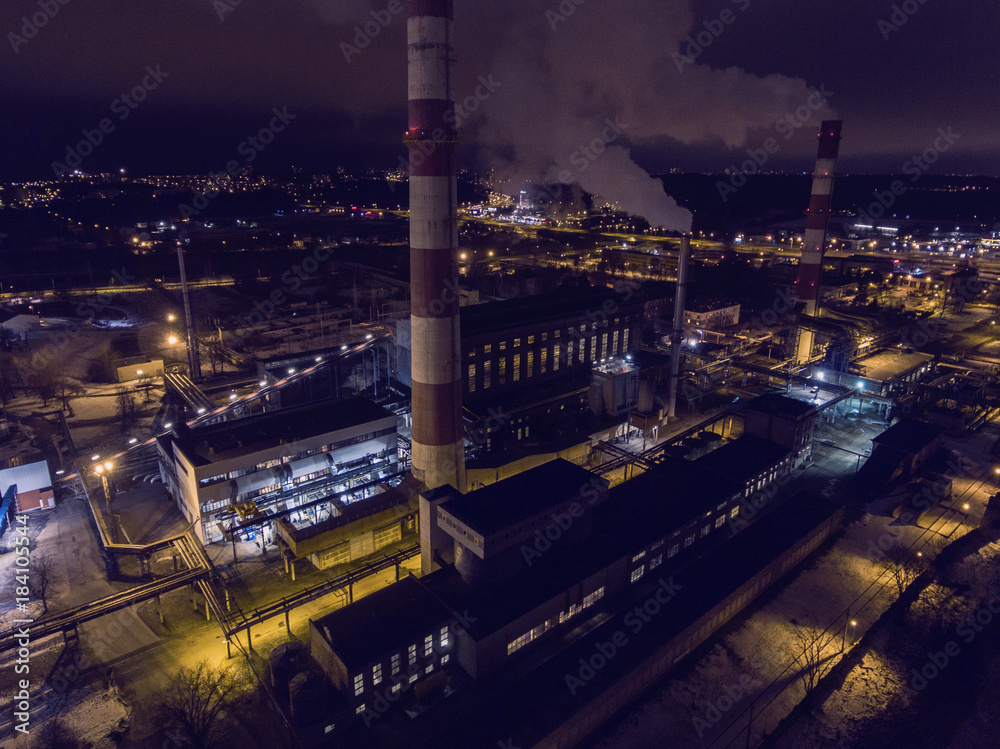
[{"left": 0, "top": 0, "right": 995, "bottom": 205}]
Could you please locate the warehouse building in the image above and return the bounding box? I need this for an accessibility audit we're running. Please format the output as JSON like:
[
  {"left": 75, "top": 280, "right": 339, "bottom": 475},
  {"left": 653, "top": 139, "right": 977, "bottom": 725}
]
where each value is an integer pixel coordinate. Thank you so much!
[{"left": 157, "top": 398, "right": 399, "bottom": 544}]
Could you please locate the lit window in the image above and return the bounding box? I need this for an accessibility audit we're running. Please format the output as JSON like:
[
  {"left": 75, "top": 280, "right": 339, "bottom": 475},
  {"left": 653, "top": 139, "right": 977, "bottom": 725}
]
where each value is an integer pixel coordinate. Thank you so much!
[
  {"left": 528, "top": 335, "right": 535, "bottom": 344},
  {"left": 353, "top": 674, "right": 364, "bottom": 697},
  {"left": 484, "top": 360, "right": 491, "bottom": 389},
  {"left": 590, "top": 337, "right": 597, "bottom": 361},
  {"left": 441, "top": 654, "right": 450, "bottom": 665},
  {"left": 700, "top": 525, "right": 711, "bottom": 538},
  {"left": 650, "top": 554, "right": 662, "bottom": 570},
  {"left": 356, "top": 704, "right": 366, "bottom": 714},
  {"left": 499, "top": 357, "right": 506, "bottom": 385},
  {"left": 424, "top": 634, "right": 433, "bottom": 657},
  {"left": 601, "top": 333, "right": 608, "bottom": 359},
  {"left": 391, "top": 683, "right": 401, "bottom": 694},
  {"left": 408, "top": 644, "right": 416, "bottom": 666},
  {"left": 484, "top": 344, "right": 492, "bottom": 354},
  {"left": 499, "top": 340, "right": 507, "bottom": 351},
  {"left": 542, "top": 332, "right": 548, "bottom": 341},
  {"left": 440, "top": 626, "right": 449, "bottom": 647},
  {"left": 632, "top": 551, "right": 646, "bottom": 563},
  {"left": 630, "top": 566, "right": 644, "bottom": 583},
  {"left": 409, "top": 673, "right": 419, "bottom": 684},
  {"left": 425, "top": 664, "right": 434, "bottom": 674},
  {"left": 372, "top": 664, "right": 382, "bottom": 685},
  {"left": 684, "top": 534, "right": 695, "bottom": 548},
  {"left": 612, "top": 330, "right": 619, "bottom": 354},
  {"left": 540, "top": 348, "right": 548, "bottom": 374},
  {"left": 527, "top": 351, "right": 534, "bottom": 377},
  {"left": 514, "top": 337, "right": 521, "bottom": 347},
  {"left": 468, "top": 363, "right": 476, "bottom": 392},
  {"left": 513, "top": 354, "right": 521, "bottom": 382},
  {"left": 668, "top": 544, "right": 679, "bottom": 558},
  {"left": 391, "top": 654, "right": 400, "bottom": 676}
]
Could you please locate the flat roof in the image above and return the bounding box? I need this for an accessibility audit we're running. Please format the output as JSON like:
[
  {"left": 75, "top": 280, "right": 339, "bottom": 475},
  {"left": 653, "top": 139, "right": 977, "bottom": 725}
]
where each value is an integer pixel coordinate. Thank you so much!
[
  {"left": 171, "top": 398, "right": 395, "bottom": 467},
  {"left": 460, "top": 287, "right": 639, "bottom": 339},
  {"left": 872, "top": 418, "right": 944, "bottom": 454},
  {"left": 856, "top": 349, "right": 934, "bottom": 382},
  {"left": 596, "top": 457, "right": 742, "bottom": 551},
  {"left": 439, "top": 459, "right": 601, "bottom": 537},
  {"left": 311, "top": 576, "right": 451, "bottom": 671},
  {"left": 695, "top": 436, "right": 791, "bottom": 484},
  {"left": 746, "top": 392, "right": 816, "bottom": 418}
]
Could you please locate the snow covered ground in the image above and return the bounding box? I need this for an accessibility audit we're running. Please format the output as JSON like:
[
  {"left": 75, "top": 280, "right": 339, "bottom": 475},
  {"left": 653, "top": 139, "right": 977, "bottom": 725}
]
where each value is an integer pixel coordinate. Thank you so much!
[{"left": 585, "top": 426, "right": 995, "bottom": 749}]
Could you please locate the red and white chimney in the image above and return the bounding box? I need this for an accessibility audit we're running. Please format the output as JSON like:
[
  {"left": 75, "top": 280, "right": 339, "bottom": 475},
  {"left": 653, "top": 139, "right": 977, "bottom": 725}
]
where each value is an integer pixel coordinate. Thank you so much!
[
  {"left": 406, "top": 0, "right": 465, "bottom": 491},
  {"left": 795, "top": 120, "right": 842, "bottom": 363}
]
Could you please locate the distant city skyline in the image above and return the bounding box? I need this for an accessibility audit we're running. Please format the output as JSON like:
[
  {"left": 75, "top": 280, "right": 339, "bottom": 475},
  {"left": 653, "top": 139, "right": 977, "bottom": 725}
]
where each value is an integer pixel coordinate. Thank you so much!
[{"left": 2, "top": 0, "right": 996, "bottom": 186}]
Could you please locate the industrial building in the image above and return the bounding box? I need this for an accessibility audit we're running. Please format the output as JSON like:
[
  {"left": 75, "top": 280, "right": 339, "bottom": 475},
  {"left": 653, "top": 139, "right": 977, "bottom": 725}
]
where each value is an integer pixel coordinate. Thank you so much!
[
  {"left": 0, "top": 454, "right": 54, "bottom": 514},
  {"left": 157, "top": 398, "right": 399, "bottom": 544},
  {"left": 309, "top": 390, "right": 808, "bottom": 718}
]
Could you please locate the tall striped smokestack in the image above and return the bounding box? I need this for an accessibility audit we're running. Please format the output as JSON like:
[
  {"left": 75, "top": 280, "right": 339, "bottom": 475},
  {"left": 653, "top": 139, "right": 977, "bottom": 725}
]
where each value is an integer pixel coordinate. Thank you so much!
[
  {"left": 406, "top": 0, "right": 465, "bottom": 491},
  {"left": 795, "top": 120, "right": 842, "bottom": 363}
]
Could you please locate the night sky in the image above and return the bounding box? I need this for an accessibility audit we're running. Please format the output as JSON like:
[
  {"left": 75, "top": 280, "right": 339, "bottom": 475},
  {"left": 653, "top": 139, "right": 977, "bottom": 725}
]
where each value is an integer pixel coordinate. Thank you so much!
[{"left": 1, "top": 0, "right": 997, "bottom": 186}]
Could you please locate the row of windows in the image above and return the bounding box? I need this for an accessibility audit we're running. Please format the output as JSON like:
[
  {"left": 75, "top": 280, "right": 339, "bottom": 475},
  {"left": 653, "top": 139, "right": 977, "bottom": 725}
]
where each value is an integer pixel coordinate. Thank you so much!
[
  {"left": 470, "top": 319, "right": 635, "bottom": 359},
  {"left": 466, "top": 330, "right": 631, "bottom": 392},
  {"left": 354, "top": 656, "right": 451, "bottom": 713},
  {"left": 196, "top": 427, "right": 396, "bottom": 486},
  {"left": 353, "top": 627, "right": 449, "bottom": 697},
  {"left": 506, "top": 587, "right": 606, "bottom": 656}
]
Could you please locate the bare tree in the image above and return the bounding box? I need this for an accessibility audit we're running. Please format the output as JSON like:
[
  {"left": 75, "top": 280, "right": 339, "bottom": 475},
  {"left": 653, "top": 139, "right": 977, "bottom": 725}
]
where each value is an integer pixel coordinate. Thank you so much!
[
  {"left": 788, "top": 623, "right": 840, "bottom": 695},
  {"left": 115, "top": 386, "right": 137, "bottom": 427},
  {"left": 28, "top": 554, "right": 58, "bottom": 615},
  {"left": 155, "top": 661, "right": 248, "bottom": 749},
  {"left": 879, "top": 541, "right": 928, "bottom": 596},
  {"left": 56, "top": 378, "right": 86, "bottom": 417}
]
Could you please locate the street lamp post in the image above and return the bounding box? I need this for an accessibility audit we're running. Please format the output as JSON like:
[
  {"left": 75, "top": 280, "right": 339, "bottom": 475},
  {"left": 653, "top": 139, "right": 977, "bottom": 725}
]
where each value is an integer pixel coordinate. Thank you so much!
[{"left": 842, "top": 616, "right": 858, "bottom": 651}]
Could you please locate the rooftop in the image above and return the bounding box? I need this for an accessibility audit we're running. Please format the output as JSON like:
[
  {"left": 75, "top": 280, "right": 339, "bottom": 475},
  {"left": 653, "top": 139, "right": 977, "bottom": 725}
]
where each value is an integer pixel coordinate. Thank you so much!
[
  {"left": 746, "top": 392, "right": 817, "bottom": 418},
  {"left": 694, "top": 436, "right": 791, "bottom": 484},
  {"left": 439, "top": 459, "right": 602, "bottom": 537},
  {"left": 855, "top": 349, "right": 934, "bottom": 382},
  {"left": 596, "top": 456, "right": 742, "bottom": 551},
  {"left": 169, "top": 398, "right": 395, "bottom": 466},
  {"left": 872, "top": 418, "right": 944, "bottom": 455},
  {"left": 311, "top": 575, "right": 451, "bottom": 672}
]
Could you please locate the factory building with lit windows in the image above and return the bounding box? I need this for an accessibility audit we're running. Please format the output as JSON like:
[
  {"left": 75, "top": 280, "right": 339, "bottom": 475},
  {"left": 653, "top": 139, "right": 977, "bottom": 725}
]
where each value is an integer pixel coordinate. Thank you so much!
[
  {"left": 157, "top": 398, "right": 399, "bottom": 544},
  {"left": 309, "top": 425, "right": 798, "bottom": 715}
]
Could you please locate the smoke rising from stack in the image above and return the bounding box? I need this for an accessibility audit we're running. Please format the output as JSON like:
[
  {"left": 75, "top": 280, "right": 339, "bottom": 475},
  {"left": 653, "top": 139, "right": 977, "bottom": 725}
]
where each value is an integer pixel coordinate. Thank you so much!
[{"left": 304, "top": 0, "right": 835, "bottom": 232}]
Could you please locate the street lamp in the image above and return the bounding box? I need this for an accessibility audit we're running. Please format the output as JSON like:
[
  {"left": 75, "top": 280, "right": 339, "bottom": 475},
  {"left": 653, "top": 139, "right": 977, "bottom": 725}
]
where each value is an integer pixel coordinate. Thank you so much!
[
  {"left": 95, "top": 460, "right": 114, "bottom": 503},
  {"left": 843, "top": 617, "right": 858, "bottom": 650}
]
